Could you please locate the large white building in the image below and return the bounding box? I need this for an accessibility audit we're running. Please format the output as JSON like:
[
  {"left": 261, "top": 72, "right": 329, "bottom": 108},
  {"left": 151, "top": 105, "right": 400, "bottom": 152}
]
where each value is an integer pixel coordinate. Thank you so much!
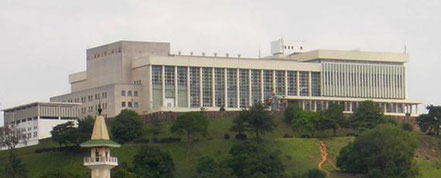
[
  {"left": 50, "top": 39, "right": 420, "bottom": 119},
  {"left": 1, "top": 102, "right": 80, "bottom": 150}
]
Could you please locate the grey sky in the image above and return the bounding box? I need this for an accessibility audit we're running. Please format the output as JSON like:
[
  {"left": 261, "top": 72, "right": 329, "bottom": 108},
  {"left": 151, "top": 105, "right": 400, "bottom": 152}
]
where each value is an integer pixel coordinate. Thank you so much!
[{"left": 1, "top": 0, "right": 440, "bottom": 123}]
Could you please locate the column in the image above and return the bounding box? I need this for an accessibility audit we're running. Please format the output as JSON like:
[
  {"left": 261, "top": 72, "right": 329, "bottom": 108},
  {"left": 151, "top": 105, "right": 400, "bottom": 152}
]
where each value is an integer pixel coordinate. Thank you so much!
[
  {"left": 260, "top": 69, "right": 264, "bottom": 102},
  {"left": 284, "top": 70, "right": 288, "bottom": 96},
  {"left": 199, "top": 67, "right": 203, "bottom": 107},
  {"left": 296, "top": 71, "right": 300, "bottom": 96},
  {"left": 249, "top": 69, "right": 252, "bottom": 106},
  {"left": 187, "top": 67, "right": 190, "bottom": 108},
  {"left": 224, "top": 68, "right": 228, "bottom": 108},
  {"left": 236, "top": 68, "right": 240, "bottom": 108},
  {"left": 162, "top": 66, "right": 165, "bottom": 107},
  {"left": 272, "top": 70, "right": 276, "bottom": 95},
  {"left": 308, "top": 71, "right": 312, "bottom": 97},
  {"left": 149, "top": 65, "right": 153, "bottom": 109},
  {"left": 212, "top": 67, "right": 215, "bottom": 107}
]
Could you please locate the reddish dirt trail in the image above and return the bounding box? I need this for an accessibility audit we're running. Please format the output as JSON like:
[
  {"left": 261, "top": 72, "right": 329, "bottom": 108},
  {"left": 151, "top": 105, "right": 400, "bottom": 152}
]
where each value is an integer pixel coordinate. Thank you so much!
[{"left": 318, "top": 141, "right": 330, "bottom": 177}]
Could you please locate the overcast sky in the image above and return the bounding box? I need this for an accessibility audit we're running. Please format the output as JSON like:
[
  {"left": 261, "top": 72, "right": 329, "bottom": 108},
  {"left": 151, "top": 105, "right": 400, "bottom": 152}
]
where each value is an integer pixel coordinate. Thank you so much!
[{"left": 1, "top": 0, "right": 440, "bottom": 124}]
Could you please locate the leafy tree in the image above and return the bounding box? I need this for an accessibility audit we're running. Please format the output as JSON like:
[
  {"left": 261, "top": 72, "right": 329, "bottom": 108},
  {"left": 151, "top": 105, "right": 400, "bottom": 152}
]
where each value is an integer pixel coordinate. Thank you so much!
[
  {"left": 337, "top": 124, "right": 418, "bottom": 177},
  {"left": 291, "top": 111, "right": 320, "bottom": 137},
  {"left": 246, "top": 102, "right": 276, "bottom": 138},
  {"left": 417, "top": 105, "right": 441, "bottom": 135},
  {"left": 171, "top": 112, "right": 208, "bottom": 160},
  {"left": 0, "top": 126, "right": 28, "bottom": 178},
  {"left": 112, "top": 167, "right": 135, "bottom": 178},
  {"left": 75, "top": 116, "right": 94, "bottom": 144},
  {"left": 132, "top": 147, "right": 174, "bottom": 178},
  {"left": 3, "top": 153, "right": 27, "bottom": 178},
  {"left": 51, "top": 121, "right": 76, "bottom": 147},
  {"left": 196, "top": 156, "right": 217, "bottom": 177},
  {"left": 350, "top": 100, "right": 385, "bottom": 130},
  {"left": 401, "top": 122, "right": 414, "bottom": 132},
  {"left": 284, "top": 104, "right": 302, "bottom": 123},
  {"left": 318, "top": 103, "right": 344, "bottom": 136},
  {"left": 230, "top": 109, "right": 250, "bottom": 135},
  {"left": 111, "top": 109, "right": 143, "bottom": 143},
  {"left": 227, "top": 141, "right": 285, "bottom": 178}
]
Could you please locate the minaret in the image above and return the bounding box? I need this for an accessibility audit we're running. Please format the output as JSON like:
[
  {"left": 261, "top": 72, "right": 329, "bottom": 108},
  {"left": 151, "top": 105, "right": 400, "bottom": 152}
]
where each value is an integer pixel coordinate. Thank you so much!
[{"left": 80, "top": 107, "right": 120, "bottom": 178}]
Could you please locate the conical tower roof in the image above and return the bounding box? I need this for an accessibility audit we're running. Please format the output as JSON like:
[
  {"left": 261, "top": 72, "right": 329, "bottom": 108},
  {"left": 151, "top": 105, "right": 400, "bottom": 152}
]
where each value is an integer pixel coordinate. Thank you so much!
[{"left": 80, "top": 113, "right": 120, "bottom": 148}]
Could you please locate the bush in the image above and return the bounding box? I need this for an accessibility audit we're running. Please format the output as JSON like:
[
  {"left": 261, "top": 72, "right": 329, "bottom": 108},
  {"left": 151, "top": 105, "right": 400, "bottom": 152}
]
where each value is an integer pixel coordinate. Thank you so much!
[
  {"left": 133, "top": 147, "right": 174, "bottom": 178},
  {"left": 111, "top": 109, "right": 144, "bottom": 143},
  {"left": 133, "top": 137, "right": 150, "bottom": 144},
  {"left": 283, "top": 133, "right": 293, "bottom": 138},
  {"left": 300, "top": 134, "right": 311, "bottom": 138},
  {"left": 401, "top": 122, "right": 413, "bottom": 132},
  {"left": 337, "top": 124, "right": 418, "bottom": 177},
  {"left": 305, "top": 168, "right": 325, "bottom": 178},
  {"left": 346, "top": 133, "right": 358, "bottom": 137},
  {"left": 156, "top": 137, "right": 181, "bottom": 143},
  {"left": 235, "top": 133, "right": 247, "bottom": 140},
  {"left": 224, "top": 133, "right": 230, "bottom": 140}
]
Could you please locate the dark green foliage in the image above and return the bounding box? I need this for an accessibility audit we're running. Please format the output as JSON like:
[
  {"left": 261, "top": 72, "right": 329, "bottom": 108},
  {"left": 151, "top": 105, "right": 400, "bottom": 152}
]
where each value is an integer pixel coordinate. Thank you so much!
[
  {"left": 51, "top": 121, "right": 76, "bottom": 147},
  {"left": 350, "top": 100, "right": 386, "bottom": 130},
  {"left": 51, "top": 116, "right": 94, "bottom": 147},
  {"left": 231, "top": 103, "right": 276, "bottom": 138},
  {"left": 196, "top": 156, "right": 217, "bottom": 177},
  {"left": 337, "top": 124, "right": 418, "bottom": 177},
  {"left": 132, "top": 147, "right": 174, "bottom": 178},
  {"left": 171, "top": 112, "right": 209, "bottom": 160},
  {"left": 401, "top": 122, "right": 414, "bottom": 132},
  {"left": 284, "top": 104, "right": 302, "bottom": 123},
  {"left": 3, "top": 153, "right": 27, "bottom": 178},
  {"left": 111, "top": 109, "right": 143, "bottom": 143},
  {"left": 39, "top": 171, "right": 80, "bottom": 178},
  {"left": 317, "top": 103, "right": 344, "bottom": 136},
  {"left": 305, "top": 168, "right": 325, "bottom": 178},
  {"left": 291, "top": 111, "right": 320, "bottom": 137},
  {"left": 417, "top": 105, "right": 441, "bottom": 135},
  {"left": 224, "top": 133, "right": 230, "bottom": 140},
  {"left": 112, "top": 167, "right": 135, "bottom": 178},
  {"left": 227, "top": 141, "right": 286, "bottom": 178}
]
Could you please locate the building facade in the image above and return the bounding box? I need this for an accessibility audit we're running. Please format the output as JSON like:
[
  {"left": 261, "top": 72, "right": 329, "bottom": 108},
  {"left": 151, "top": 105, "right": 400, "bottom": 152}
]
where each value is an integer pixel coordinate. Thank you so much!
[
  {"left": 2, "top": 102, "right": 80, "bottom": 150},
  {"left": 50, "top": 40, "right": 420, "bottom": 118}
]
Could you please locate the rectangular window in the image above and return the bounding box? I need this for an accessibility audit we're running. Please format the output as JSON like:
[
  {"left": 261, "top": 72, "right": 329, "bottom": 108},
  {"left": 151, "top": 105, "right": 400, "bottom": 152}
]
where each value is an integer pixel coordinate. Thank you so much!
[
  {"left": 128, "top": 91, "right": 132, "bottom": 96},
  {"left": 121, "top": 102, "right": 126, "bottom": 107},
  {"left": 177, "top": 67, "right": 187, "bottom": 87},
  {"left": 251, "top": 70, "right": 261, "bottom": 105},
  {"left": 128, "top": 102, "right": 133, "bottom": 108},
  {"left": 121, "top": 90, "right": 126, "bottom": 96},
  {"left": 134, "top": 91, "right": 138, "bottom": 97},
  {"left": 263, "top": 70, "right": 273, "bottom": 100},
  {"left": 152, "top": 65, "right": 162, "bottom": 86},
  {"left": 287, "top": 71, "right": 297, "bottom": 96},
  {"left": 33, "top": 132, "right": 37, "bottom": 138},
  {"left": 202, "top": 68, "right": 213, "bottom": 107},
  {"left": 134, "top": 102, "right": 139, "bottom": 108},
  {"left": 239, "top": 69, "right": 249, "bottom": 108},
  {"left": 299, "top": 72, "right": 309, "bottom": 96},
  {"left": 275, "top": 71, "right": 285, "bottom": 95},
  {"left": 164, "top": 66, "right": 175, "bottom": 86},
  {"left": 227, "top": 69, "right": 237, "bottom": 108},
  {"left": 190, "top": 67, "right": 201, "bottom": 107},
  {"left": 215, "top": 68, "right": 225, "bottom": 107},
  {"left": 311, "top": 72, "right": 321, "bottom": 96}
]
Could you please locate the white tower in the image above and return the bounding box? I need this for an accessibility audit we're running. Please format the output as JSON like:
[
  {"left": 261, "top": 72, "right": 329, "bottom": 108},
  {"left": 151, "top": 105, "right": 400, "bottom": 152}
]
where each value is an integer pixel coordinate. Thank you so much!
[{"left": 80, "top": 109, "right": 120, "bottom": 178}]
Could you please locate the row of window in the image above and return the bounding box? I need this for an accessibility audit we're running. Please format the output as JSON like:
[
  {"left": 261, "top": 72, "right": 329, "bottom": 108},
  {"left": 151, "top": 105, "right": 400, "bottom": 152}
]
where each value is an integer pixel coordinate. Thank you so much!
[
  {"left": 121, "top": 90, "right": 138, "bottom": 97},
  {"left": 81, "top": 103, "right": 108, "bottom": 114},
  {"left": 67, "top": 92, "right": 108, "bottom": 103},
  {"left": 12, "top": 117, "right": 38, "bottom": 125},
  {"left": 121, "top": 101, "right": 139, "bottom": 108},
  {"left": 294, "top": 100, "right": 406, "bottom": 114}
]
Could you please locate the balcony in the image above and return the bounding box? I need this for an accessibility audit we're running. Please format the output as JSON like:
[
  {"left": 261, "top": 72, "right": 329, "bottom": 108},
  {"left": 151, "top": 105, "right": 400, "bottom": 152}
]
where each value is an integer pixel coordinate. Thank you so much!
[{"left": 83, "top": 156, "right": 118, "bottom": 166}]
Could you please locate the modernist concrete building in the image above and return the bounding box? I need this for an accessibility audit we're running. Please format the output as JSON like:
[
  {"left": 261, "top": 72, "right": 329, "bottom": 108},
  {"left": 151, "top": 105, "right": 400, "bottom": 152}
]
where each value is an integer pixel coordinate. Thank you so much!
[
  {"left": 1, "top": 102, "right": 80, "bottom": 150},
  {"left": 50, "top": 39, "right": 420, "bottom": 119}
]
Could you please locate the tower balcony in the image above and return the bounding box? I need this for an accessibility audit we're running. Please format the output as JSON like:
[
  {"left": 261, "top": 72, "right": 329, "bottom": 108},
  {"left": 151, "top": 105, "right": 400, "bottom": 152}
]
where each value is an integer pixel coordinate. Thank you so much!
[{"left": 83, "top": 156, "right": 118, "bottom": 166}]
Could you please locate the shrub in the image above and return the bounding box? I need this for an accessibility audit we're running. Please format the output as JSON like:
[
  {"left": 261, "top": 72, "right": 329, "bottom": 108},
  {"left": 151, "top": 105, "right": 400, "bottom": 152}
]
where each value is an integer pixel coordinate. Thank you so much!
[
  {"left": 300, "top": 134, "right": 310, "bottom": 138},
  {"left": 111, "top": 109, "right": 143, "bottom": 143},
  {"left": 157, "top": 137, "right": 181, "bottom": 143},
  {"left": 224, "top": 133, "right": 230, "bottom": 140},
  {"left": 283, "top": 133, "right": 293, "bottom": 138},
  {"left": 305, "top": 168, "right": 325, "bottom": 178},
  {"left": 133, "top": 147, "right": 174, "bottom": 178},
  {"left": 401, "top": 122, "right": 413, "bottom": 132},
  {"left": 133, "top": 137, "right": 150, "bottom": 144},
  {"left": 235, "top": 133, "right": 247, "bottom": 140}
]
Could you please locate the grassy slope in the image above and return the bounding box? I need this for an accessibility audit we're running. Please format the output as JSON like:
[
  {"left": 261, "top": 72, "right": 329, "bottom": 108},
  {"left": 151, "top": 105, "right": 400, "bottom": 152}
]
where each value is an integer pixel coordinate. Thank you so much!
[{"left": 0, "top": 116, "right": 441, "bottom": 177}]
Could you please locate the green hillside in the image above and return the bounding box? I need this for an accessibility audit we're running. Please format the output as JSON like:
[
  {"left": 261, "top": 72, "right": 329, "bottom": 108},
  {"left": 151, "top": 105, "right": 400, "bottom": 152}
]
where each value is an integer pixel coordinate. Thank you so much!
[{"left": 1, "top": 116, "right": 440, "bottom": 178}]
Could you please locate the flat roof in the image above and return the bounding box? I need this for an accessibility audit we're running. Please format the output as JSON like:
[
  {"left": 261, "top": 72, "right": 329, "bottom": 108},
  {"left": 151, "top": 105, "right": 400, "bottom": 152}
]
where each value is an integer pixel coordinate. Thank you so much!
[
  {"left": 2, "top": 102, "right": 81, "bottom": 112},
  {"left": 287, "top": 49, "right": 408, "bottom": 63}
]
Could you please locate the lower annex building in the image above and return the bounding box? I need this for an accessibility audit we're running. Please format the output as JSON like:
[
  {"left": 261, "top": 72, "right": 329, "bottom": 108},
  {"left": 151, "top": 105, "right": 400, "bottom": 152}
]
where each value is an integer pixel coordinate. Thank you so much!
[{"left": 50, "top": 39, "right": 420, "bottom": 119}]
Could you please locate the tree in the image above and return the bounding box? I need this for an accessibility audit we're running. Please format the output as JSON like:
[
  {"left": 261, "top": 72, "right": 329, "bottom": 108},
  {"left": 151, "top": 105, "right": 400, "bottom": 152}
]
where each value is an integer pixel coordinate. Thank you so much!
[
  {"left": 230, "top": 109, "right": 250, "bottom": 135},
  {"left": 305, "top": 168, "right": 325, "bottom": 178},
  {"left": 75, "top": 115, "right": 94, "bottom": 144},
  {"left": 227, "top": 141, "right": 285, "bottom": 178},
  {"left": 51, "top": 121, "right": 76, "bottom": 147},
  {"left": 318, "top": 103, "right": 344, "bottom": 136},
  {"left": 132, "top": 147, "right": 174, "bottom": 178},
  {"left": 0, "top": 126, "right": 28, "bottom": 178},
  {"left": 111, "top": 109, "right": 143, "bottom": 143},
  {"left": 196, "top": 156, "right": 235, "bottom": 178},
  {"left": 291, "top": 111, "right": 320, "bottom": 137},
  {"left": 246, "top": 102, "right": 276, "bottom": 138},
  {"left": 417, "top": 105, "right": 441, "bottom": 135},
  {"left": 284, "top": 104, "right": 302, "bottom": 123},
  {"left": 336, "top": 124, "right": 418, "bottom": 177},
  {"left": 350, "top": 100, "right": 386, "bottom": 130},
  {"left": 171, "top": 112, "right": 208, "bottom": 160}
]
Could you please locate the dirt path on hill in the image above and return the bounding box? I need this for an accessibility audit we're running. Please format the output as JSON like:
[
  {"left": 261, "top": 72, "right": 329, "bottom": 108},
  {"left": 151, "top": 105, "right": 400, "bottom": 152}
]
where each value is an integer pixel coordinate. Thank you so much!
[{"left": 318, "top": 141, "right": 330, "bottom": 177}]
